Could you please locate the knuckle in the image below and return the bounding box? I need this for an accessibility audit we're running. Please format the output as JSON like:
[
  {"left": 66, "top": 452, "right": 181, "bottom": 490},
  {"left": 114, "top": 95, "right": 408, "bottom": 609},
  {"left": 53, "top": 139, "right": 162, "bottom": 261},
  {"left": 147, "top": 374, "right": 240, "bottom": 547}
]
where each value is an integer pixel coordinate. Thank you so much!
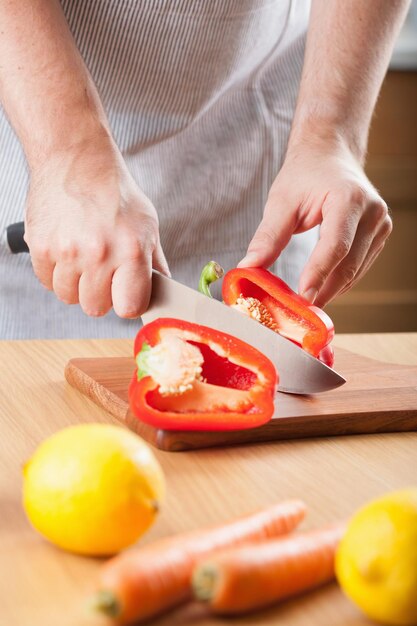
[
  {"left": 124, "top": 238, "right": 147, "bottom": 261},
  {"left": 130, "top": 215, "right": 158, "bottom": 243},
  {"left": 340, "top": 264, "right": 357, "bottom": 285},
  {"left": 250, "top": 228, "right": 277, "bottom": 249},
  {"left": 31, "top": 242, "right": 50, "bottom": 261},
  {"left": 381, "top": 215, "right": 393, "bottom": 238},
  {"left": 350, "top": 186, "right": 368, "bottom": 207},
  {"left": 337, "top": 184, "right": 367, "bottom": 209},
  {"left": 85, "top": 238, "right": 108, "bottom": 264},
  {"left": 377, "top": 198, "right": 388, "bottom": 216},
  {"left": 266, "top": 185, "right": 290, "bottom": 207},
  {"left": 368, "top": 199, "right": 388, "bottom": 225},
  {"left": 328, "top": 239, "right": 350, "bottom": 261},
  {"left": 143, "top": 214, "right": 159, "bottom": 234},
  {"left": 58, "top": 241, "right": 79, "bottom": 261}
]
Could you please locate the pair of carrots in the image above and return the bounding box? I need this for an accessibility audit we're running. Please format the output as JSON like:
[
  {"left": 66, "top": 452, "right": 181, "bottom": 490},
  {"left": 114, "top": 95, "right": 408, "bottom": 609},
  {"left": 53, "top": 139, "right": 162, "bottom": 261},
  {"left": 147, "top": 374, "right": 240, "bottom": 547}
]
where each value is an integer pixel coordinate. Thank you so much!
[{"left": 92, "top": 500, "right": 343, "bottom": 624}]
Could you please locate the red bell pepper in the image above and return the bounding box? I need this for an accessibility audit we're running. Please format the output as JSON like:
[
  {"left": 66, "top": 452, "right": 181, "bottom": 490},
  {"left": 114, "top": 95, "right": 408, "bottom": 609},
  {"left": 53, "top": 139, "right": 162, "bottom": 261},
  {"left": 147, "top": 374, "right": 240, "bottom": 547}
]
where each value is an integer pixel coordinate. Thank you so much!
[
  {"left": 317, "top": 344, "right": 335, "bottom": 368},
  {"left": 129, "top": 318, "right": 277, "bottom": 431},
  {"left": 220, "top": 268, "right": 334, "bottom": 360}
]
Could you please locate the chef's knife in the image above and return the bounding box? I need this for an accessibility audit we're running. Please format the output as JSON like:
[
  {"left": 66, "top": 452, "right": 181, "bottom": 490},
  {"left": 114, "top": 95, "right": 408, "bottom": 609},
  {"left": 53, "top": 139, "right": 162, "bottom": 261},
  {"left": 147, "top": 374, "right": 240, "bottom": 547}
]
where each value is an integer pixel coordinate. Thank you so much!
[{"left": 142, "top": 271, "right": 346, "bottom": 395}]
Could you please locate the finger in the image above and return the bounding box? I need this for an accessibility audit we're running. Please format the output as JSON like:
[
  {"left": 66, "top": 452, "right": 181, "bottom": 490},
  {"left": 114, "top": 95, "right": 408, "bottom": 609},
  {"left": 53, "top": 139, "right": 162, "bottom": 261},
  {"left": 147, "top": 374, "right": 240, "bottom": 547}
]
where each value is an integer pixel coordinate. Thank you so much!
[
  {"left": 317, "top": 216, "right": 391, "bottom": 306},
  {"left": 52, "top": 263, "right": 81, "bottom": 304},
  {"left": 238, "top": 192, "right": 298, "bottom": 268},
  {"left": 298, "top": 196, "right": 362, "bottom": 302},
  {"left": 313, "top": 211, "right": 381, "bottom": 306},
  {"left": 29, "top": 246, "right": 55, "bottom": 291},
  {"left": 78, "top": 267, "right": 113, "bottom": 317},
  {"left": 152, "top": 240, "right": 171, "bottom": 277},
  {"left": 328, "top": 214, "right": 391, "bottom": 302},
  {"left": 338, "top": 228, "right": 389, "bottom": 298},
  {"left": 111, "top": 255, "right": 152, "bottom": 319},
  {"left": 339, "top": 242, "right": 386, "bottom": 297}
]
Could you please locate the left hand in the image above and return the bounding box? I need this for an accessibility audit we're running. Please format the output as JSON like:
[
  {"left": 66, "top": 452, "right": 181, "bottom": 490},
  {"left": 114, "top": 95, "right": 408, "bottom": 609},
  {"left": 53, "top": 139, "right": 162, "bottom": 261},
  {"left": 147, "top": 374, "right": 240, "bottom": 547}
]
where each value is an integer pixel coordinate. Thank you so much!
[{"left": 238, "top": 136, "right": 392, "bottom": 307}]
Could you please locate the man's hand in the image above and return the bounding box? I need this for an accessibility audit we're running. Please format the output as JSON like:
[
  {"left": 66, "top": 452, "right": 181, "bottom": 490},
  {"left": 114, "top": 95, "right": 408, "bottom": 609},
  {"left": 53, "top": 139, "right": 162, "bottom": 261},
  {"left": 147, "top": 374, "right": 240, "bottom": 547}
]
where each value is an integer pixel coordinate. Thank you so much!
[
  {"left": 239, "top": 137, "right": 391, "bottom": 307},
  {"left": 240, "top": 0, "right": 409, "bottom": 307},
  {"left": 0, "top": 0, "right": 170, "bottom": 319},
  {"left": 25, "top": 131, "right": 169, "bottom": 318}
]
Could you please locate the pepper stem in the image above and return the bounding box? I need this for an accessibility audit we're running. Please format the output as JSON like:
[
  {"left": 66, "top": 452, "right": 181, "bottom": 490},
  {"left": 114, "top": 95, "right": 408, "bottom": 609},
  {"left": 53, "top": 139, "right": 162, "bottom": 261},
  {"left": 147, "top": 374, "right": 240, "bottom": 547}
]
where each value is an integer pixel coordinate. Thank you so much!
[
  {"left": 198, "top": 261, "right": 224, "bottom": 298},
  {"left": 136, "top": 341, "right": 152, "bottom": 381}
]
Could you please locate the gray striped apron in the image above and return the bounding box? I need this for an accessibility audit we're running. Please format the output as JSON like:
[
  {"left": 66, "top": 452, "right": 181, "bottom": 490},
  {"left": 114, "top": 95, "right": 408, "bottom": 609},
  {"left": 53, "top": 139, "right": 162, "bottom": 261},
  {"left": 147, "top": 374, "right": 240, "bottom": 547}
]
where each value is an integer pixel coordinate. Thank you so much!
[{"left": 0, "top": 0, "right": 317, "bottom": 339}]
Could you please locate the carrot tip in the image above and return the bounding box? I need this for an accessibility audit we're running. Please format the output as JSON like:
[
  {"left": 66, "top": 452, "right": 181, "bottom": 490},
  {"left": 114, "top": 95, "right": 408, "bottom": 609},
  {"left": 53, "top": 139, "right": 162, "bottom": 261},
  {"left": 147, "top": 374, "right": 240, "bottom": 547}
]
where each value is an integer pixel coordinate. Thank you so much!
[
  {"left": 90, "top": 590, "right": 121, "bottom": 618},
  {"left": 192, "top": 563, "right": 218, "bottom": 602}
]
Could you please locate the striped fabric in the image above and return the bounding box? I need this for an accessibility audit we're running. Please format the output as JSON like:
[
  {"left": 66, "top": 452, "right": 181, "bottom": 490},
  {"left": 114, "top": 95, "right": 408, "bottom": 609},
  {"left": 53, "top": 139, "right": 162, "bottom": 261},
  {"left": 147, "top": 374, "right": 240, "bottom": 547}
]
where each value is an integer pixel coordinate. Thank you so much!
[{"left": 0, "top": 0, "right": 317, "bottom": 339}]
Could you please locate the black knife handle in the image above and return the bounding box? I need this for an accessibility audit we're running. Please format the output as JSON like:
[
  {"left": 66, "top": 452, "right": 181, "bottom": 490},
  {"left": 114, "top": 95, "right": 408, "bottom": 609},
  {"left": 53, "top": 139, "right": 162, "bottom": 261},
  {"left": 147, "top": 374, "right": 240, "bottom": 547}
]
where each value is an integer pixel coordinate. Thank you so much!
[{"left": 6, "top": 221, "right": 29, "bottom": 253}]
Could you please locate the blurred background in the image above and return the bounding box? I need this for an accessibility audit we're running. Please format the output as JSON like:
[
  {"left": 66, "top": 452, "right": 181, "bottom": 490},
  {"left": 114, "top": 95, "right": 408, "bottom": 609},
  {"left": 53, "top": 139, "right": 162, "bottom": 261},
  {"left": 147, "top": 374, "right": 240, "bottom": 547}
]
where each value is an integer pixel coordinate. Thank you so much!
[{"left": 326, "top": 1, "right": 417, "bottom": 332}]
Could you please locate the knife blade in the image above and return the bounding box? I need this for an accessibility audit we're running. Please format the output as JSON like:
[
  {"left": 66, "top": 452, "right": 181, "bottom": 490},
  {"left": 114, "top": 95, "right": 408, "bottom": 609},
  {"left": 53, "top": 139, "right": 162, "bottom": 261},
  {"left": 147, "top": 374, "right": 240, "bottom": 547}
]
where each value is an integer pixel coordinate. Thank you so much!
[{"left": 141, "top": 271, "right": 346, "bottom": 395}]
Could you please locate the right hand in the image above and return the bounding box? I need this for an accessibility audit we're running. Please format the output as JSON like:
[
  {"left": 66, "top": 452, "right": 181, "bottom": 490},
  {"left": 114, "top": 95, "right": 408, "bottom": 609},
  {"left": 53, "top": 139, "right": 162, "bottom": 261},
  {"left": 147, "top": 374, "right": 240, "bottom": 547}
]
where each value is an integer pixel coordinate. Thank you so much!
[{"left": 24, "top": 129, "right": 169, "bottom": 318}]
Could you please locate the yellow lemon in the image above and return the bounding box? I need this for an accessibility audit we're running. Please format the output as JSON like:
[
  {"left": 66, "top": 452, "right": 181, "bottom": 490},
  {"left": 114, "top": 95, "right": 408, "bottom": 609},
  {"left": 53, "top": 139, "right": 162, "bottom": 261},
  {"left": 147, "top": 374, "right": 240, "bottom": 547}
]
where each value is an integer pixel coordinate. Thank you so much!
[
  {"left": 22, "top": 424, "right": 165, "bottom": 556},
  {"left": 336, "top": 488, "right": 417, "bottom": 625}
]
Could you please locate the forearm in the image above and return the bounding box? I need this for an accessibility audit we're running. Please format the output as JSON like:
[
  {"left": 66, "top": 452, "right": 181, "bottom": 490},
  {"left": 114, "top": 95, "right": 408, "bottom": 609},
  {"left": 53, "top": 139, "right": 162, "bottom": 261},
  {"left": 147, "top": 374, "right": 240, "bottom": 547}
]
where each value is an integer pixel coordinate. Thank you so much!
[
  {"left": 0, "top": 0, "right": 109, "bottom": 168},
  {"left": 288, "top": 0, "right": 410, "bottom": 161}
]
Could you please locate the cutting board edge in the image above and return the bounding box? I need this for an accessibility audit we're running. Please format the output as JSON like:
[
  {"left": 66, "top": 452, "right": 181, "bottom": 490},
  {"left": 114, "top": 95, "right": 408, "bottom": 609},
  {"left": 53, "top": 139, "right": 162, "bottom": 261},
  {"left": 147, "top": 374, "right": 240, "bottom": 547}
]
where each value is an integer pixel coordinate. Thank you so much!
[
  {"left": 125, "top": 407, "right": 417, "bottom": 452},
  {"left": 64, "top": 360, "right": 130, "bottom": 422},
  {"left": 64, "top": 352, "right": 417, "bottom": 452}
]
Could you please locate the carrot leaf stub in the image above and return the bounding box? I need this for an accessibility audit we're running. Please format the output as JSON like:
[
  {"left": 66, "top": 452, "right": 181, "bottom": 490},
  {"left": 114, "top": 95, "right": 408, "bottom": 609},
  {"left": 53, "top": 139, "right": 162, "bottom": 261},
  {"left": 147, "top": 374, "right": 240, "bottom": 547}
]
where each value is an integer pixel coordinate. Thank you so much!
[
  {"left": 222, "top": 268, "right": 335, "bottom": 361},
  {"left": 129, "top": 318, "right": 278, "bottom": 431}
]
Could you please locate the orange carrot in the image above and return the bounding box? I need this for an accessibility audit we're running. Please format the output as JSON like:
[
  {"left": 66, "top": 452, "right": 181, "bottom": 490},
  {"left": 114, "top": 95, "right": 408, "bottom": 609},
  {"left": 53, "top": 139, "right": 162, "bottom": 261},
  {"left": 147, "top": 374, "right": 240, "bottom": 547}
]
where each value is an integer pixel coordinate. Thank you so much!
[
  {"left": 192, "top": 524, "right": 344, "bottom": 614},
  {"left": 92, "top": 500, "right": 306, "bottom": 624}
]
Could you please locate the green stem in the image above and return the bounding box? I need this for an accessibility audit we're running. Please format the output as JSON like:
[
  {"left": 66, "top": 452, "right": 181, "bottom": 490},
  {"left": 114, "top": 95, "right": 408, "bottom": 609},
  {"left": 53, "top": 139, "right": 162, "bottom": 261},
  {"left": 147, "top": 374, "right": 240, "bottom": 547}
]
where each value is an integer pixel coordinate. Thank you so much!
[
  {"left": 90, "top": 590, "right": 121, "bottom": 617},
  {"left": 136, "top": 341, "right": 152, "bottom": 381},
  {"left": 192, "top": 563, "right": 219, "bottom": 602},
  {"left": 198, "top": 261, "right": 224, "bottom": 298}
]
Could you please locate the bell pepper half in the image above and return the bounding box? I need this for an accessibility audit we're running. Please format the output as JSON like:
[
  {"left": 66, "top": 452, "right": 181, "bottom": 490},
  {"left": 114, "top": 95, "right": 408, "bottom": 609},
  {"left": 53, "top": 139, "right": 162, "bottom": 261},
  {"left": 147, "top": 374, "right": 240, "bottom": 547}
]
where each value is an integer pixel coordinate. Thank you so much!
[
  {"left": 221, "top": 268, "right": 334, "bottom": 361},
  {"left": 317, "top": 343, "right": 335, "bottom": 369},
  {"left": 198, "top": 263, "right": 334, "bottom": 365},
  {"left": 129, "top": 318, "right": 278, "bottom": 431}
]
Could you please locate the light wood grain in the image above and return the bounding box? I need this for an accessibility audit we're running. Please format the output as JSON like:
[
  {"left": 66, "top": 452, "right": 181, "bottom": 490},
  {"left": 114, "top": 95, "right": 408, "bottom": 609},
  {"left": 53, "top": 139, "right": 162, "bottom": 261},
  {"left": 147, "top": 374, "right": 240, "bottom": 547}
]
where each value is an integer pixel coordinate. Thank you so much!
[
  {"left": 0, "top": 335, "right": 416, "bottom": 626},
  {"left": 64, "top": 347, "right": 417, "bottom": 451}
]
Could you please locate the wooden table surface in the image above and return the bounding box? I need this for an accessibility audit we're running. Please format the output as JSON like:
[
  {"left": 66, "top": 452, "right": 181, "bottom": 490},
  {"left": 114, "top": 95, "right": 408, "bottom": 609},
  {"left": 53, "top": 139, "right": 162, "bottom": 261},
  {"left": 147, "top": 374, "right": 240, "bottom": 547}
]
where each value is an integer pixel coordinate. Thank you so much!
[{"left": 0, "top": 333, "right": 416, "bottom": 626}]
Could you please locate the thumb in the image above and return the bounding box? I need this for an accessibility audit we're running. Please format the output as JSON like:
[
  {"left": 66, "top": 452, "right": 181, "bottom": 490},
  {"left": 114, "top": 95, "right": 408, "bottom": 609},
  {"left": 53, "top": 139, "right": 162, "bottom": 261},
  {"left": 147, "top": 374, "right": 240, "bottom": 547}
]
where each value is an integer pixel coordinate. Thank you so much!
[
  {"left": 238, "top": 193, "right": 297, "bottom": 268},
  {"left": 152, "top": 240, "right": 171, "bottom": 277}
]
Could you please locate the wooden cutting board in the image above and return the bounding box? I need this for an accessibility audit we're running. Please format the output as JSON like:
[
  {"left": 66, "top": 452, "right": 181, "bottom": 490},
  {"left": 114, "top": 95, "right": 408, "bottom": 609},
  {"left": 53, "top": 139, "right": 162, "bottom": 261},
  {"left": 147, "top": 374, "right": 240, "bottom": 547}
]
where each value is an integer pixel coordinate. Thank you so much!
[{"left": 64, "top": 347, "right": 417, "bottom": 451}]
